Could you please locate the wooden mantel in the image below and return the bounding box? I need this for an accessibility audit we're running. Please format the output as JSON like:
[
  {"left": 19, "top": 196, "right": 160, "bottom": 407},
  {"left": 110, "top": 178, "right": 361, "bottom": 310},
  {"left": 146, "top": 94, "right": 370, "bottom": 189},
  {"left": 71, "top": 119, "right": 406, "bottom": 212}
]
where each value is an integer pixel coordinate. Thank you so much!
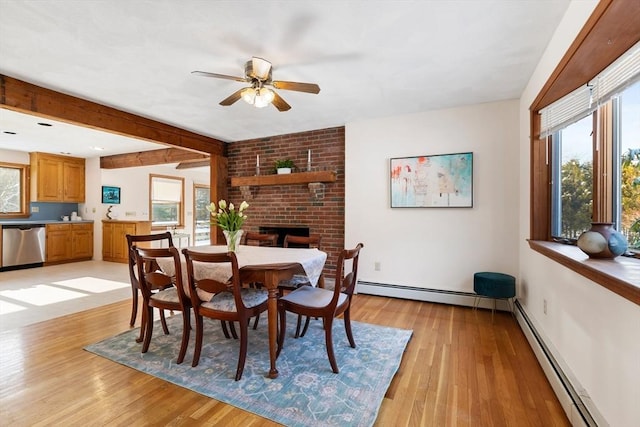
[
  {"left": 230, "top": 170, "right": 336, "bottom": 187},
  {"left": 231, "top": 170, "right": 336, "bottom": 200}
]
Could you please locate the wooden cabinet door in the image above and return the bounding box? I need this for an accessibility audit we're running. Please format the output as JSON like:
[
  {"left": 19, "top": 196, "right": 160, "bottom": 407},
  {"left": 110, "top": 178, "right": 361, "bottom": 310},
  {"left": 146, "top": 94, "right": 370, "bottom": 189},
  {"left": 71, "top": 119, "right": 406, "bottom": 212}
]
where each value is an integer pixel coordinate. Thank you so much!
[
  {"left": 63, "top": 161, "right": 85, "bottom": 202},
  {"left": 46, "top": 224, "right": 71, "bottom": 262},
  {"left": 37, "top": 157, "right": 63, "bottom": 202},
  {"left": 71, "top": 224, "right": 93, "bottom": 259},
  {"left": 102, "top": 222, "right": 115, "bottom": 260},
  {"left": 112, "top": 223, "right": 133, "bottom": 262}
]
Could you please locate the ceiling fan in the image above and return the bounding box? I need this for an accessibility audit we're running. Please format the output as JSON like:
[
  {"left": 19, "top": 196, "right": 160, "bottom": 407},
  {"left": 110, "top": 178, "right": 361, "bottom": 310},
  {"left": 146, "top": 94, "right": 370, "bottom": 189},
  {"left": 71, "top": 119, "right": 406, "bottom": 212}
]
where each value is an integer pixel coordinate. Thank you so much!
[{"left": 192, "top": 57, "right": 320, "bottom": 112}]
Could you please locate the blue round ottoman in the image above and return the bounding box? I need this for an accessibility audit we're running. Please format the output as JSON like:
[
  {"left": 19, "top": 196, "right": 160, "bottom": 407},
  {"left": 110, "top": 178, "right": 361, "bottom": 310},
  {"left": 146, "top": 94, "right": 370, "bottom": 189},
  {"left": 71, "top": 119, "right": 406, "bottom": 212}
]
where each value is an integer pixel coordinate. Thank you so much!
[{"left": 473, "top": 272, "right": 516, "bottom": 320}]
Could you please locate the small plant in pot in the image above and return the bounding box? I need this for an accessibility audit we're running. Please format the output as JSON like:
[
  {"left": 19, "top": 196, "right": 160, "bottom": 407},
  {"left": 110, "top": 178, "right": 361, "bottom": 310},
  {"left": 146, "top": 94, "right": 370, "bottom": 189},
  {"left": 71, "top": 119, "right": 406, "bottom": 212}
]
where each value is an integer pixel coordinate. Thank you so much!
[{"left": 275, "top": 159, "right": 295, "bottom": 174}]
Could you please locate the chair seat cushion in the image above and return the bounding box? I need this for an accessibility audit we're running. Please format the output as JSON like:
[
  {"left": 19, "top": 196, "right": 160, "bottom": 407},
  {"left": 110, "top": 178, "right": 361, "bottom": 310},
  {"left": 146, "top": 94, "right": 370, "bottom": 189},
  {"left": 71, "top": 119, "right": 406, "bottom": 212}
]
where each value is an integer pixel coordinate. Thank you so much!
[
  {"left": 280, "top": 285, "right": 347, "bottom": 309},
  {"left": 278, "top": 274, "right": 311, "bottom": 289},
  {"left": 150, "top": 287, "right": 180, "bottom": 303},
  {"left": 202, "top": 288, "right": 268, "bottom": 312}
]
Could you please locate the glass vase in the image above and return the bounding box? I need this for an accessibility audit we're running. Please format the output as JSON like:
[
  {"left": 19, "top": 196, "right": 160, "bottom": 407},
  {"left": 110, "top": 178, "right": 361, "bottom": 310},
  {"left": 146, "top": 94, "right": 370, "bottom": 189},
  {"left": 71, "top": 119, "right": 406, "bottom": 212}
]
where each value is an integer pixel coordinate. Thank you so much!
[{"left": 223, "top": 230, "right": 243, "bottom": 253}]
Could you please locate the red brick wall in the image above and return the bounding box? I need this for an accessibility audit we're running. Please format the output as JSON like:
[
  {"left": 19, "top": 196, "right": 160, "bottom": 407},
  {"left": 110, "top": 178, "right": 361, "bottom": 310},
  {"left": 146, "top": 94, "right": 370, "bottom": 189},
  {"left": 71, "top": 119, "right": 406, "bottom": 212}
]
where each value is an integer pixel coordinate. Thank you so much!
[{"left": 227, "top": 126, "right": 345, "bottom": 276}]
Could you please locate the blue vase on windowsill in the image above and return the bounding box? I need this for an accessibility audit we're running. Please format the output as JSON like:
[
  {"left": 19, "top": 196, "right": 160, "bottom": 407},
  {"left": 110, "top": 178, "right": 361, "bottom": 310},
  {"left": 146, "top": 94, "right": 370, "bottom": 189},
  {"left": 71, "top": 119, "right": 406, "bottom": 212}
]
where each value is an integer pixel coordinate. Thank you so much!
[{"left": 577, "top": 222, "right": 628, "bottom": 259}]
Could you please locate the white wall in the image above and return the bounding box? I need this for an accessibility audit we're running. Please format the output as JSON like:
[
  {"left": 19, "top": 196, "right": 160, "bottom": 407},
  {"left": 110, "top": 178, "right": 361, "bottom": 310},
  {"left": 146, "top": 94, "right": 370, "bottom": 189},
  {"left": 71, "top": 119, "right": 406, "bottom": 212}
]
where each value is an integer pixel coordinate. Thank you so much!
[
  {"left": 518, "top": 2, "right": 640, "bottom": 426},
  {"left": 0, "top": 149, "right": 29, "bottom": 164},
  {"left": 345, "top": 99, "right": 519, "bottom": 293}
]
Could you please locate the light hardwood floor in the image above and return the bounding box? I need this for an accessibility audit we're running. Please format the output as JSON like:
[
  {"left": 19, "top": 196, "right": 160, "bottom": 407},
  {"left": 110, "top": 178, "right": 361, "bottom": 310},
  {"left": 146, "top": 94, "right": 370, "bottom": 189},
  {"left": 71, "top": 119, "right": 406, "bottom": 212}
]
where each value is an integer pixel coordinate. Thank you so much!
[{"left": 0, "top": 262, "right": 569, "bottom": 426}]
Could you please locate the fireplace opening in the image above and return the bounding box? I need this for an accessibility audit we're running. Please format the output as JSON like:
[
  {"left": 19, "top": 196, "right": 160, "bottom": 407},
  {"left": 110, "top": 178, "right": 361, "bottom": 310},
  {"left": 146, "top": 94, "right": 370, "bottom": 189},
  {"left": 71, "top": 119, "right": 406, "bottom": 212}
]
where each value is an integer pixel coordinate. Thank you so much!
[{"left": 259, "top": 226, "right": 309, "bottom": 247}]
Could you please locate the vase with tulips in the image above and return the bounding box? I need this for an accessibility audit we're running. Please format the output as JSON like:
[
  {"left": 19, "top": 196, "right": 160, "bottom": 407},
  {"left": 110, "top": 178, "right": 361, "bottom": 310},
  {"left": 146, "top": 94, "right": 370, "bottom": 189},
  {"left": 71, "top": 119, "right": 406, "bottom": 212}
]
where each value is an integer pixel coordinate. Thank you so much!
[{"left": 207, "top": 199, "right": 249, "bottom": 252}]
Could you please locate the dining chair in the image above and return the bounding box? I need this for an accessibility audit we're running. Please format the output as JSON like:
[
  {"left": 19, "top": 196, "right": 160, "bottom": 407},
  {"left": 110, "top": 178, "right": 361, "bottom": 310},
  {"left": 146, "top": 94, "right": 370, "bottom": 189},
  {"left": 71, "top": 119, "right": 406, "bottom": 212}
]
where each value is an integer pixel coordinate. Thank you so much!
[
  {"left": 126, "top": 232, "right": 174, "bottom": 342},
  {"left": 277, "top": 243, "right": 363, "bottom": 374},
  {"left": 182, "top": 248, "right": 269, "bottom": 381},
  {"left": 280, "top": 234, "right": 323, "bottom": 337},
  {"left": 242, "top": 232, "right": 279, "bottom": 247},
  {"left": 132, "top": 245, "right": 191, "bottom": 364}
]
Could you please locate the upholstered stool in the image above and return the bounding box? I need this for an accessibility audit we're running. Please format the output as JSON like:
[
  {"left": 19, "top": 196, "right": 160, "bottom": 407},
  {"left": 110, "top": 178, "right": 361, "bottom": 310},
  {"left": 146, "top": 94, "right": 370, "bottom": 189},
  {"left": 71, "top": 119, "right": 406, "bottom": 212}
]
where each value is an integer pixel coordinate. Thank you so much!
[{"left": 473, "top": 272, "right": 516, "bottom": 321}]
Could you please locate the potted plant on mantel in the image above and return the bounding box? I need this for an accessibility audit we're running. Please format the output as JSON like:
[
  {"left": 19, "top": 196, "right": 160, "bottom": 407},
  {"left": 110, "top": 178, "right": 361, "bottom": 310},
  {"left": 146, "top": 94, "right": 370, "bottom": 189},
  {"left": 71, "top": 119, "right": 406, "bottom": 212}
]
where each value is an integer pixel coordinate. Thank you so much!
[{"left": 275, "top": 159, "right": 295, "bottom": 174}]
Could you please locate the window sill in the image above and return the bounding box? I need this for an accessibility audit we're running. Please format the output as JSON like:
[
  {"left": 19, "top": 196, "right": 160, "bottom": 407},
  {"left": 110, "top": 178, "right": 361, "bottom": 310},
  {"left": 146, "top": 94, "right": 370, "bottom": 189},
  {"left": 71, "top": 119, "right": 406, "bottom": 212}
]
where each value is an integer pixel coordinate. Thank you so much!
[{"left": 528, "top": 240, "right": 640, "bottom": 306}]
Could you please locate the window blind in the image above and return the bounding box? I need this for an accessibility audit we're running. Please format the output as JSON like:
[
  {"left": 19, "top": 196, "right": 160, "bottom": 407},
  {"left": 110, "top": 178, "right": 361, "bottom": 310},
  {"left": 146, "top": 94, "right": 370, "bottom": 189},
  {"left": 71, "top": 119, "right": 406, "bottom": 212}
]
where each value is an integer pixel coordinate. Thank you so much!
[
  {"left": 151, "top": 177, "right": 182, "bottom": 202},
  {"left": 540, "top": 40, "right": 640, "bottom": 137}
]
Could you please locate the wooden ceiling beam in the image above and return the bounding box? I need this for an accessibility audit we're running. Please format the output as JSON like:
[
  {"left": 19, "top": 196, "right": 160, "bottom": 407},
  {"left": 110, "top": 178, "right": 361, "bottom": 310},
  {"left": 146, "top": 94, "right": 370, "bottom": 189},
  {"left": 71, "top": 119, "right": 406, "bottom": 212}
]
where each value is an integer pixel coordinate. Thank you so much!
[
  {"left": 100, "top": 148, "right": 210, "bottom": 169},
  {"left": 0, "top": 74, "right": 227, "bottom": 155},
  {"left": 175, "top": 159, "right": 211, "bottom": 169}
]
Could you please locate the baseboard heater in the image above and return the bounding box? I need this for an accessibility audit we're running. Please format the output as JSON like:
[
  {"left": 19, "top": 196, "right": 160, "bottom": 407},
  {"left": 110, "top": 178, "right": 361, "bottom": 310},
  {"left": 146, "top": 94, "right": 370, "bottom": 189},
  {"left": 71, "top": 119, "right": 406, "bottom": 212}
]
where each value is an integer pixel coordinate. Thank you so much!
[
  {"left": 356, "top": 280, "right": 511, "bottom": 310},
  {"left": 357, "top": 281, "right": 600, "bottom": 426}
]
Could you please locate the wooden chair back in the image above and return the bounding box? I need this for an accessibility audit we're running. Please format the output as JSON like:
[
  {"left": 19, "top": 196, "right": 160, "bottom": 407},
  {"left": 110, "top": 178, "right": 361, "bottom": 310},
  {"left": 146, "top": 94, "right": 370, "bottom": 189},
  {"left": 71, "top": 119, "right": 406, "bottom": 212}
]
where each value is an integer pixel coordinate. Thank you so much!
[
  {"left": 243, "top": 232, "right": 278, "bottom": 247},
  {"left": 132, "top": 245, "right": 188, "bottom": 305},
  {"left": 125, "top": 232, "right": 175, "bottom": 327},
  {"left": 283, "top": 234, "right": 322, "bottom": 249}
]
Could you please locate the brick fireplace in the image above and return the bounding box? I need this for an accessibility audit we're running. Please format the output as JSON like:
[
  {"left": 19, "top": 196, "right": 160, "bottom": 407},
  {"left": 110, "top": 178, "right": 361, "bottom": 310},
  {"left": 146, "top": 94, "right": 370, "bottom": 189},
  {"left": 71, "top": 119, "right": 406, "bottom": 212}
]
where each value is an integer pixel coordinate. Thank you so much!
[{"left": 227, "top": 126, "right": 345, "bottom": 275}]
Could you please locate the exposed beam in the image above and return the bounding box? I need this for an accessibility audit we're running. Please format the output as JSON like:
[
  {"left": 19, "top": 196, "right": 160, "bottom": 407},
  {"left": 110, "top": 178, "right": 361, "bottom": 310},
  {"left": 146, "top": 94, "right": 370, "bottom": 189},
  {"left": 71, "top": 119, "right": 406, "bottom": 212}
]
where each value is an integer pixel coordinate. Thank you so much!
[
  {"left": 0, "top": 74, "right": 227, "bottom": 155},
  {"left": 175, "top": 160, "right": 211, "bottom": 169},
  {"left": 100, "top": 148, "right": 210, "bottom": 169}
]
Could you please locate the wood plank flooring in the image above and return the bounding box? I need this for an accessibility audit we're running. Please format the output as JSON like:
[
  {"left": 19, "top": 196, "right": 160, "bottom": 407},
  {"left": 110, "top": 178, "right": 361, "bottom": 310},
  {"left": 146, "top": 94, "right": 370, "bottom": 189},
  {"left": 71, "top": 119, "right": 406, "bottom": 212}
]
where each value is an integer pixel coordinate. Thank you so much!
[{"left": 0, "top": 294, "right": 570, "bottom": 426}]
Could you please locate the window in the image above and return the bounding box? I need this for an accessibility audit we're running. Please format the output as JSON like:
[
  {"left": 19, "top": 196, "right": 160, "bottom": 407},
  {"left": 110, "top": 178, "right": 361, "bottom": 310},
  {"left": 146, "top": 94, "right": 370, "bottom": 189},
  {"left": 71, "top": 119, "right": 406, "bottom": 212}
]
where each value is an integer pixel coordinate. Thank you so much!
[
  {"left": 149, "top": 174, "right": 184, "bottom": 229},
  {"left": 530, "top": 8, "right": 639, "bottom": 304},
  {"left": 0, "top": 162, "right": 30, "bottom": 218},
  {"left": 547, "top": 80, "right": 640, "bottom": 251},
  {"left": 551, "top": 114, "right": 594, "bottom": 240},
  {"left": 193, "top": 184, "right": 210, "bottom": 245},
  {"left": 540, "top": 38, "right": 640, "bottom": 250},
  {"left": 615, "top": 82, "right": 640, "bottom": 250}
]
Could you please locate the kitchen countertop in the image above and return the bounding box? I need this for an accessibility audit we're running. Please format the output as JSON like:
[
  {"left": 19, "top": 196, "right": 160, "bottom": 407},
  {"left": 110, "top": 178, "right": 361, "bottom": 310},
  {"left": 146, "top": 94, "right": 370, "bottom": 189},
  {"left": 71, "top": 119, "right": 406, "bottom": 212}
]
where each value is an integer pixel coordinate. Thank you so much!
[{"left": 0, "top": 220, "right": 95, "bottom": 225}]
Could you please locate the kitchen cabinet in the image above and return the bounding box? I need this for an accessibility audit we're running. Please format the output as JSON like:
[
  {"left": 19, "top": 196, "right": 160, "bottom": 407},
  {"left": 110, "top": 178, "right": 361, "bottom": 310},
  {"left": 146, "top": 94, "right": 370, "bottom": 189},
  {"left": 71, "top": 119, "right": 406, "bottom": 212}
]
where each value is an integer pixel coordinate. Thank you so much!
[
  {"left": 45, "top": 222, "right": 93, "bottom": 263},
  {"left": 30, "top": 152, "right": 86, "bottom": 202},
  {"left": 102, "top": 220, "right": 152, "bottom": 263}
]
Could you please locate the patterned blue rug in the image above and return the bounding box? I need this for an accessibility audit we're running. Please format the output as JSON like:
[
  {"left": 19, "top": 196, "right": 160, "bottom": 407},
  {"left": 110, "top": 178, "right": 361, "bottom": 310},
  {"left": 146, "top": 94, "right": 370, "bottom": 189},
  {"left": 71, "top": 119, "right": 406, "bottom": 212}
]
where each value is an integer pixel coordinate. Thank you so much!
[{"left": 85, "top": 313, "right": 412, "bottom": 427}]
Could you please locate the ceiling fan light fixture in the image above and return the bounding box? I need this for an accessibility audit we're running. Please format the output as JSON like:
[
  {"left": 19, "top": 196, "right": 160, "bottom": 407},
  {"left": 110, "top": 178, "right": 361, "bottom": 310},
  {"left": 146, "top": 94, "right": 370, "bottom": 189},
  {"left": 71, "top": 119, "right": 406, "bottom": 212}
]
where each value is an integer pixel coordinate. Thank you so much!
[
  {"left": 254, "top": 88, "right": 275, "bottom": 108},
  {"left": 241, "top": 87, "right": 256, "bottom": 104}
]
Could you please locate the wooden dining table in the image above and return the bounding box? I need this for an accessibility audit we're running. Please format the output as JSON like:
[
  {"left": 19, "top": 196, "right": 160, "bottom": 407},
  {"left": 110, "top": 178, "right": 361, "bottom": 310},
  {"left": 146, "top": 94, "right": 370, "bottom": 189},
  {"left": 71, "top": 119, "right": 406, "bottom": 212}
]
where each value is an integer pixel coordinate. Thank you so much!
[{"left": 155, "top": 244, "right": 327, "bottom": 379}]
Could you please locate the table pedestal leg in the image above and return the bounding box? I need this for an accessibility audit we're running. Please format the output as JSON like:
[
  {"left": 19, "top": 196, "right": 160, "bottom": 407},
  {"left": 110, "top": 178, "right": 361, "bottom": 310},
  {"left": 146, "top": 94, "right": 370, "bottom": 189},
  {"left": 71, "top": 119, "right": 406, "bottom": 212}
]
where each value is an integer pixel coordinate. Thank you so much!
[{"left": 267, "top": 285, "right": 279, "bottom": 379}]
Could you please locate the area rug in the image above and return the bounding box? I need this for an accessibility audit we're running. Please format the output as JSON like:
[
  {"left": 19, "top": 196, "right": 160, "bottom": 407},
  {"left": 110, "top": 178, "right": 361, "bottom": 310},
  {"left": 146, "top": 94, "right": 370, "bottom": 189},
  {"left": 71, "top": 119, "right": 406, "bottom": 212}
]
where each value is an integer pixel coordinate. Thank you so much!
[{"left": 85, "top": 313, "right": 412, "bottom": 427}]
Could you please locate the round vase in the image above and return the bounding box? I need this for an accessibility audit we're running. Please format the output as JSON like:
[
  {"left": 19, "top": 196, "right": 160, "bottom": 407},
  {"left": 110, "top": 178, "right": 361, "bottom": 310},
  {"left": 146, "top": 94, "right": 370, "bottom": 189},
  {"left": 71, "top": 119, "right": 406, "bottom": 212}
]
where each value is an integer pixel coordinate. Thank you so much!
[
  {"left": 576, "top": 222, "right": 628, "bottom": 259},
  {"left": 223, "top": 229, "right": 243, "bottom": 253}
]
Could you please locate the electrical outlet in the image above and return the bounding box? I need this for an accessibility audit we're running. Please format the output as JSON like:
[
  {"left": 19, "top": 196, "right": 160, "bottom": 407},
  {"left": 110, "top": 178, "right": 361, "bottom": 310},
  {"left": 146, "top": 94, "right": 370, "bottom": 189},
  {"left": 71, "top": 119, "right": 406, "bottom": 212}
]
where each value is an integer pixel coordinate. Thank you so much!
[
  {"left": 374, "top": 261, "right": 381, "bottom": 271},
  {"left": 125, "top": 211, "right": 136, "bottom": 217},
  {"left": 92, "top": 207, "right": 96, "bottom": 213},
  {"left": 31, "top": 206, "right": 39, "bottom": 213},
  {"left": 543, "top": 299, "right": 548, "bottom": 315}
]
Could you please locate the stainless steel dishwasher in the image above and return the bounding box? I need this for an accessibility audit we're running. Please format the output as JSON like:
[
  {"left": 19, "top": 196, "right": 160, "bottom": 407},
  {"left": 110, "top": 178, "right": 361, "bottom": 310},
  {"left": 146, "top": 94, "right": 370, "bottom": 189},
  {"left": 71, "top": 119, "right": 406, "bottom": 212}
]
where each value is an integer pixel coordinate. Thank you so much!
[{"left": 2, "top": 223, "right": 46, "bottom": 270}]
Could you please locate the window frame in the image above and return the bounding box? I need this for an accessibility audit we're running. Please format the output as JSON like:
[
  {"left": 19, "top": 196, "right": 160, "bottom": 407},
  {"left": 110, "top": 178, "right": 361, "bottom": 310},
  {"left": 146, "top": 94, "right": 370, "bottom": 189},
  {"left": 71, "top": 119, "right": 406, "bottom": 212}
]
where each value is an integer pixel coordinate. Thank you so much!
[
  {"left": 192, "top": 183, "right": 211, "bottom": 245},
  {"left": 149, "top": 174, "right": 185, "bottom": 230},
  {"left": 529, "top": 0, "right": 640, "bottom": 306},
  {"left": 0, "top": 162, "right": 30, "bottom": 218}
]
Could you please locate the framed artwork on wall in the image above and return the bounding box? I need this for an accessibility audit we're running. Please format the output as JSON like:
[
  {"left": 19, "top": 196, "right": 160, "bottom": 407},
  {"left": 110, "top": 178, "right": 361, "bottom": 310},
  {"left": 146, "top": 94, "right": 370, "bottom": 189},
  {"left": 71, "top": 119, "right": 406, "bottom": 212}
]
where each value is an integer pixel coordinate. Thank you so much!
[
  {"left": 390, "top": 152, "right": 473, "bottom": 208},
  {"left": 102, "top": 186, "right": 121, "bottom": 204}
]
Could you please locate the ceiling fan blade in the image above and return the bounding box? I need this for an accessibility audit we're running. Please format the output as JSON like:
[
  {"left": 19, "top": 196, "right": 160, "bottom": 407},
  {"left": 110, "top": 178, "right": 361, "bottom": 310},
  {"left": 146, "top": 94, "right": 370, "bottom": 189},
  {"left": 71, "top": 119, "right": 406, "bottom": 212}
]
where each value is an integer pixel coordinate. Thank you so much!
[
  {"left": 219, "top": 88, "right": 244, "bottom": 106},
  {"left": 191, "top": 70, "right": 247, "bottom": 82},
  {"left": 271, "top": 91, "right": 291, "bottom": 112},
  {"left": 271, "top": 80, "right": 320, "bottom": 94}
]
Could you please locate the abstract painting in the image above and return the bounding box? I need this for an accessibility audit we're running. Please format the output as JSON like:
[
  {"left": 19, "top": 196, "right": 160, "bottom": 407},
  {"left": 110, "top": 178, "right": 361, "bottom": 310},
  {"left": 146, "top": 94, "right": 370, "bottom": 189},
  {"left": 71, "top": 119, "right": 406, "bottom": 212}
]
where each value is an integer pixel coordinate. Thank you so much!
[{"left": 390, "top": 152, "right": 473, "bottom": 208}]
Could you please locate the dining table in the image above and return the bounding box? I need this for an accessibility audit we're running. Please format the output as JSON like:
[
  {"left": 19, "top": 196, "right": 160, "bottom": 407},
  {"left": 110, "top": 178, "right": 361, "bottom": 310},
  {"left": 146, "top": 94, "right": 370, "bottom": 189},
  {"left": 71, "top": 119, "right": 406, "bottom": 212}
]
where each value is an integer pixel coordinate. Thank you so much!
[{"left": 155, "top": 244, "right": 327, "bottom": 378}]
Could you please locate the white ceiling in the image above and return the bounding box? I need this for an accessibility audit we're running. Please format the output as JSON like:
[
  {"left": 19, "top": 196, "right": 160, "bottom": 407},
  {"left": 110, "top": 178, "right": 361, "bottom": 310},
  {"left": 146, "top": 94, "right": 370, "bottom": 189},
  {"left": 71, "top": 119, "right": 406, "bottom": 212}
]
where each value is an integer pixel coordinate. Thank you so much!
[{"left": 0, "top": 0, "right": 570, "bottom": 159}]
